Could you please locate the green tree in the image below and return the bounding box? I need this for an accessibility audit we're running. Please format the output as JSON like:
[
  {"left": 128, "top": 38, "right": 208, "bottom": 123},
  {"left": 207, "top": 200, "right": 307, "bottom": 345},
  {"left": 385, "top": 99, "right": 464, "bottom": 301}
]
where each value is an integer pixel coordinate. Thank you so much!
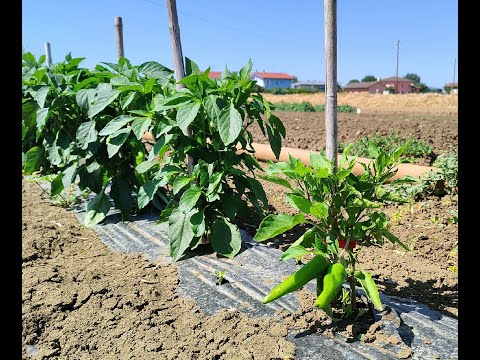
[
  {"left": 404, "top": 73, "right": 421, "bottom": 84},
  {"left": 361, "top": 75, "right": 377, "bottom": 82},
  {"left": 348, "top": 79, "right": 359, "bottom": 83}
]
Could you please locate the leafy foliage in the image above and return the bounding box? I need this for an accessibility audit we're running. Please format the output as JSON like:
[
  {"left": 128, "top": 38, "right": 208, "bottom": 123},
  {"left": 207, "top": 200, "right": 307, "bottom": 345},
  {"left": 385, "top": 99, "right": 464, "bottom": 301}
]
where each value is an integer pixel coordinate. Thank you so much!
[
  {"left": 22, "top": 53, "right": 284, "bottom": 262},
  {"left": 340, "top": 133, "right": 433, "bottom": 160},
  {"left": 272, "top": 102, "right": 356, "bottom": 113}
]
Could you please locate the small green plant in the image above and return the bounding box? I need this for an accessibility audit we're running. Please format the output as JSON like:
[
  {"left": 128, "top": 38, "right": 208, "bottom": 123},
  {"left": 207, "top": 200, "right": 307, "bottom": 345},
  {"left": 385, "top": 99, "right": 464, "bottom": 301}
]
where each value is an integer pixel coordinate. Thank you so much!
[
  {"left": 215, "top": 270, "right": 228, "bottom": 285},
  {"left": 341, "top": 133, "right": 433, "bottom": 160},
  {"left": 254, "top": 140, "right": 414, "bottom": 319},
  {"left": 447, "top": 246, "right": 458, "bottom": 273}
]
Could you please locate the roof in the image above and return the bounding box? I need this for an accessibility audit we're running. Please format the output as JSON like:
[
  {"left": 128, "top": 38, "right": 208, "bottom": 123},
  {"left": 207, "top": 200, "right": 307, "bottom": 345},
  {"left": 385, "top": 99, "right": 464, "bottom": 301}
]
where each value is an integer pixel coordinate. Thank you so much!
[
  {"left": 445, "top": 82, "right": 458, "bottom": 88},
  {"left": 201, "top": 71, "right": 223, "bottom": 79},
  {"left": 382, "top": 76, "right": 415, "bottom": 82},
  {"left": 251, "top": 72, "right": 296, "bottom": 80},
  {"left": 344, "top": 81, "right": 379, "bottom": 89}
]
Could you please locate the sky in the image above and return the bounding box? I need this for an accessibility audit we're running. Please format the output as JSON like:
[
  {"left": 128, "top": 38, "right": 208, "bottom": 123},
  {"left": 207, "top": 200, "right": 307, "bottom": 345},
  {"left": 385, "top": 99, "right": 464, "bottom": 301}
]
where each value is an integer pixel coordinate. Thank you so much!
[{"left": 22, "top": 0, "right": 458, "bottom": 89}]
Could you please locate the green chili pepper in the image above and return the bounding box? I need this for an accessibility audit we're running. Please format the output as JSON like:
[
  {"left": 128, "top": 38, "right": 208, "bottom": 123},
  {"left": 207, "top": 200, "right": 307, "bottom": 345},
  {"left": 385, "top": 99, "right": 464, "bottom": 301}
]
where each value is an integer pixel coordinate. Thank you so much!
[
  {"left": 263, "top": 254, "right": 330, "bottom": 304},
  {"left": 355, "top": 270, "right": 383, "bottom": 311},
  {"left": 314, "top": 262, "right": 346, "bottom": 311}
]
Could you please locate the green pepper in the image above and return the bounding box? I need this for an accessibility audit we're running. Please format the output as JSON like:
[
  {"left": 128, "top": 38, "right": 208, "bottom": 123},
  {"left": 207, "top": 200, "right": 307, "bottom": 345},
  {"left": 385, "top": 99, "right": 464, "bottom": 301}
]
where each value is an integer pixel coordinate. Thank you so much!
[
  {"left": 355, "top": 270, "right": 383, "bottom": 311},
  {"left": 314, "top": 262, "right": 346, "bottom": 311},
  {"left": 127, "top": 138, "right": 148, "bottom": 185},
  {"left": 263, "top": 254, "right": 330, "bottom": 304}
]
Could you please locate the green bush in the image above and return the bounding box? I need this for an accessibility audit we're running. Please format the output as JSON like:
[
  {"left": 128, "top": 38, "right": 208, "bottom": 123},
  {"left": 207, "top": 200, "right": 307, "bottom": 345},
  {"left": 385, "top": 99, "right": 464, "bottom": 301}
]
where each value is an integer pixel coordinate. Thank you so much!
[{"left": 272, "top": 102, "right": 356, "bottom": 113}]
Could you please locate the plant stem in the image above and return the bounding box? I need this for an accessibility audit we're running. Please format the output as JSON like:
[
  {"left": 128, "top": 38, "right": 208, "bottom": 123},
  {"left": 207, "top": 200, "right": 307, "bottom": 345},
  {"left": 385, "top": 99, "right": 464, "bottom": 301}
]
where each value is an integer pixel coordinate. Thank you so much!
[{"left": 348, "top": 274, "right": 357, "bottom": 313}]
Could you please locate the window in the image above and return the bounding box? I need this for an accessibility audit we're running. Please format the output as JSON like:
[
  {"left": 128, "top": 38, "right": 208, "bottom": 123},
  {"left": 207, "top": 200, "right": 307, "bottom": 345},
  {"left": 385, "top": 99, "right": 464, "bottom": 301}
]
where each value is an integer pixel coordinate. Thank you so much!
[{"left": 276, "top": 81, "right": 279, "bottom": 85}]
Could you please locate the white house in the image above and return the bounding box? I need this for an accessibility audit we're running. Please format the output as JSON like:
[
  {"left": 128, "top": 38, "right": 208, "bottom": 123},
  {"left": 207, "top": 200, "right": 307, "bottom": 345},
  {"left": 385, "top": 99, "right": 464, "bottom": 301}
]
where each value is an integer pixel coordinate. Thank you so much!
[{"left": 250, "top": 72, "right": 296, "bottom": 90}]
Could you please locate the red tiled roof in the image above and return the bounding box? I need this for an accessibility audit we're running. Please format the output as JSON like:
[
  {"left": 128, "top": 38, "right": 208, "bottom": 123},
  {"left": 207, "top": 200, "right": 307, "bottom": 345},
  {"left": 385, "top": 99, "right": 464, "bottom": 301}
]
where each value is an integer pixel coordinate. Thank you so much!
[
  {"left": 207, "top": 71, "right": 222, "bottom": 79},
  {"left": 382, "top": 76, "right": 415, "bottom": 83},
  {"left": 344, "top": 81, "right": 379, "bottom": 89},
  {"left": 251, "top": 72, "right": 296, "bottom": 80}
]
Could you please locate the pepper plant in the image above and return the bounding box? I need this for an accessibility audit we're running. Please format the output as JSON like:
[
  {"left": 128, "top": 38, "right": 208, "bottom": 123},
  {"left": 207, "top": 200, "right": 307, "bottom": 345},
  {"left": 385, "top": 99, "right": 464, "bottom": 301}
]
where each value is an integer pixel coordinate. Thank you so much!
[
  {"left": 254, "top": 141, "right": 415, "bottom": 318},
  {"left": 22, "top": 52, "right": 177, "bottom": 225},
  {"left": 140, "top": 59, "right": 285, "bottom": 261}
]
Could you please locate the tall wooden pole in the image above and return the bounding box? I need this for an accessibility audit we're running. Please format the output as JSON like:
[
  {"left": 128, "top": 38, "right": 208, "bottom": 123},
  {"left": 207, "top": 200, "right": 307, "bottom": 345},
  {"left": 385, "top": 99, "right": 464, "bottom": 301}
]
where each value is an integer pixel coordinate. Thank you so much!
[
  {"left": 324, "top": 0, "right": 338, "bottom": 171},
  {"left": 395, "top": 40, "right": 400, "bottom": 94},
  {"left": 114, "top": 17, "right": 125, "bottom": 60},
  {"left": 166, "top": 0, "right": 194, "bottom": 175},
  {"left": 44, "top": 42, "right": 52, "bottom": 66}
]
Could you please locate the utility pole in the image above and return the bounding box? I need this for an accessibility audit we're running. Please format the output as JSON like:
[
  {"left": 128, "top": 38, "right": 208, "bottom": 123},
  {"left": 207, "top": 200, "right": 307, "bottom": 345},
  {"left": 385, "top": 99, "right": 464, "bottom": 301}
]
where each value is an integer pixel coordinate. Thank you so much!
[
  {"left": 114, "top": 17, "right": 125, "bottom": 60},
  {"left": 452, "top": 57, "right": 456, "bottom": 88},
  {"left": 394, "top": 40, "right": 399, "bottom": 94},
  {"left": 324, "top": 0, "right": 338, "bottom": 171}
]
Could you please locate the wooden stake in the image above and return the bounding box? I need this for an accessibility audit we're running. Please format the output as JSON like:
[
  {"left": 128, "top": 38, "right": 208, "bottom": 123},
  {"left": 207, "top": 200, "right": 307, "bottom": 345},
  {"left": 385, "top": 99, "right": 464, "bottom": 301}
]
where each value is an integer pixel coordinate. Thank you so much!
[
  {"left": 44, "top": 42, "right": 52, "bottom": 66},
  {"left": 114, "top": 17, "right": 125, "bottom": 60},
  {"left": 324, "top": 0, "right": 338, "bottom": 171},
  {"left": 166, "top": 0, "right": 194, "bottom": 175}
]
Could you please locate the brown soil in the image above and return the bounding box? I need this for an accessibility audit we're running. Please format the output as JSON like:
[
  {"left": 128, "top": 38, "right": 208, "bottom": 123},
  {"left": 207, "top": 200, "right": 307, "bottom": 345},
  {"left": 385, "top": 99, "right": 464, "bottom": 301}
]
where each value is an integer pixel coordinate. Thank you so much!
[
  {"left": 250, "top": 112, "right": 458, "bottom": 166},
  {"left": 22, "top": 105, "right": 458, "bottom": 357},
  {"left": 21, "top": 180, "right": 296, "bottom": 359}
]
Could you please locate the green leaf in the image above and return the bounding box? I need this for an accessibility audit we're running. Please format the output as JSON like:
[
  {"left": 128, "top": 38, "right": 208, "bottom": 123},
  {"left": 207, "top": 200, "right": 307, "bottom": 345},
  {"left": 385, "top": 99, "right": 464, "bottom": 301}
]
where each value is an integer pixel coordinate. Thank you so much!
[
  {"left": 36, "top": 108, "right": 49, "bottom": 134},
  {"left": 106, "top": 127, "right": 131, "bottom": 158},
  {"left": 120, "top": 91, "right": 137, "bottom": 110},
  {"left": 173, "top": 176, "right": 191, "bottom": 195},
  {"left": 383, "top": 230, "right": 410, "bottom": 251},
  {"left": 169, "top": 208, "right": 196, "bottom": 262},
  {"left": 33, "top": 86, "right": 50, "bottom": 108},
  {"left": 50, "top": 173, "right": 64, "bottom": 196},
  {"left": 87, "top": 83, "right": 121, "bottom": 119},
  {"left": 138, "top": 61, "right": 173, "bottom": 79},
  {"left": 153, "top": 93, "right": 192, "bottom": 111},
  {"left": 179, "top": 187, "right": 202, "bottom": 211},
  {"left": 280, "top": 245, "right": 309, "bottom": 262},
  {"left": 204, "top": 95, "right": 222, "bottom": 122},
  {"left": 310, "top": 153, "right": 332, "bottom": 177},
  {"left": 185, "top": 57, "right": 200, "bottom": 75},
  {"left": 46, "top": 140, "right": 62, "bottom": 166},
  {"left": 211, "top": 218, "right": 242, "bottom": 259},
  {"left": 99, "top": 115, "right": 136, "bottom": 136},
  {"left": 176, "top": 101, "right": 201, "bottom": 132},
  {"left": 61, "top": 162, "right": 78, "bottom": 189},
  {"left": 268, "top": 114, "right": 286, "bottom": 138},
  {"left": 266, "top": 123, "right": 282, "bottom": 159},
  {"left": 254, "top": 214, "right": 306, "bottom": 242},
  {"left": 76, "top": 121, "right": 97, "bottom": 150},
  {"left": 135, "top": 160, "right": 159, "bottom": 174},
  {"left": 84, "top": 190, "right": 111, "bottom": 227},
  {"left": 310, "top": 202, "right": 329, "bottom": 218},
  {"left": 76, "top": 88, "right": 95, "bottom": 112},
  {"left": 190, "top": 210, "right": 205, "bottom": 237},
  {"left": 23, "top": 146, "right": 44, "bottom": 175},
  {"left": 143, "top": 78, "right": 156, "bottom": 94},
  {"left": 132, "top": 117, "right": 152, "bottom": 140},
  {"left": 245, "top": 177, "right": 268, "bottom": 207},
  {"left": 286, "top": 194, "right": 312, "bottom": 214},
  {"left": 368, "top": 141, "right": 380, "bottom": 159},
  {"left": 110, "top": 178, "right": 134, "bottom": 216},
  {"left": 217, "top": 102, "right": 242, "bottom": 146},
  {"left": 150, "top": 134, "right": 173, "bottom": 159},
  {"left": 137, "top": 179, "right": 162, "bottom": 209},
  {"left": 239, "top": 59, "right": 253, "bottom": 81},
  {"left": 257, "top": 174, "right": 293, "bottom": 190},
  {"left": 74, "top": 77, "right": 99, "bottom": 91},
  {"left": 207, "top": 172, "right": 223, "bottom": 196}
]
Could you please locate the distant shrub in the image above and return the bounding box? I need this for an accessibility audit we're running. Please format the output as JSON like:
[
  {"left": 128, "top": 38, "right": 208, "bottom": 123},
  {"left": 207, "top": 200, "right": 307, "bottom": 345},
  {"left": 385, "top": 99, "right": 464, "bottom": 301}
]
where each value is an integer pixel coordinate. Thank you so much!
[{"left": 272, "top": 102, "right": 356, "bottom": 113}]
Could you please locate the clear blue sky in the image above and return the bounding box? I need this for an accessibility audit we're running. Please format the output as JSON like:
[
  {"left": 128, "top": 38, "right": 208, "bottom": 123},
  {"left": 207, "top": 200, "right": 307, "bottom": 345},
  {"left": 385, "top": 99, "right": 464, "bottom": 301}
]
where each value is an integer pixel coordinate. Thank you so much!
[{"left": 22, "top": 0, "right": 458, "bottom": 89}]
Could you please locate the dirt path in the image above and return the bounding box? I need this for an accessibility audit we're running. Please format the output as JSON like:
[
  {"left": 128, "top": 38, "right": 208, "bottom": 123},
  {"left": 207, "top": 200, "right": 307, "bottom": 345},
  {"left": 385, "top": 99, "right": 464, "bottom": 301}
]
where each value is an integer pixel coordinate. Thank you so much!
[{"left": 22, "top": 179, "right": 296, "bottom": 359}]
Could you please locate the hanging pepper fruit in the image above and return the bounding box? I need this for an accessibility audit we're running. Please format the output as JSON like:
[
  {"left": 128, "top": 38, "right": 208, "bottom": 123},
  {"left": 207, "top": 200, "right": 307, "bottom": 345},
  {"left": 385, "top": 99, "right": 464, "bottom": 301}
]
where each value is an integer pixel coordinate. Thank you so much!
[
  {"left": 263, "top": 254, "right": 330, "bottom": 304},
  {"left": 355, "top": 270, "right": 383, "bottom": 311},
  {"left": 314, "top": 262, "right": 346, "bottom": 311}
]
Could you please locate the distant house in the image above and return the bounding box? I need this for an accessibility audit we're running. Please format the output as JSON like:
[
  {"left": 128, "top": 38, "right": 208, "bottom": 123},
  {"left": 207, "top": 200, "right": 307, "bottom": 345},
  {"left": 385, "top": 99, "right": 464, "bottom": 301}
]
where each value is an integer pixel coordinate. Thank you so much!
[
  {"left": 344, "top": 81, "right": 384, "bottom": 94},
  {"left": 444, "top": 82, "right": 458, "bottom": 94},
  {"left": 291, "top": 81, "right": 325, "bottom": 91},
  {"left": 344, "top": 77, "right": 421, "bottom": 94},
  {"left": 250, "top": 72, "right": 296, "bottom": 90}
]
